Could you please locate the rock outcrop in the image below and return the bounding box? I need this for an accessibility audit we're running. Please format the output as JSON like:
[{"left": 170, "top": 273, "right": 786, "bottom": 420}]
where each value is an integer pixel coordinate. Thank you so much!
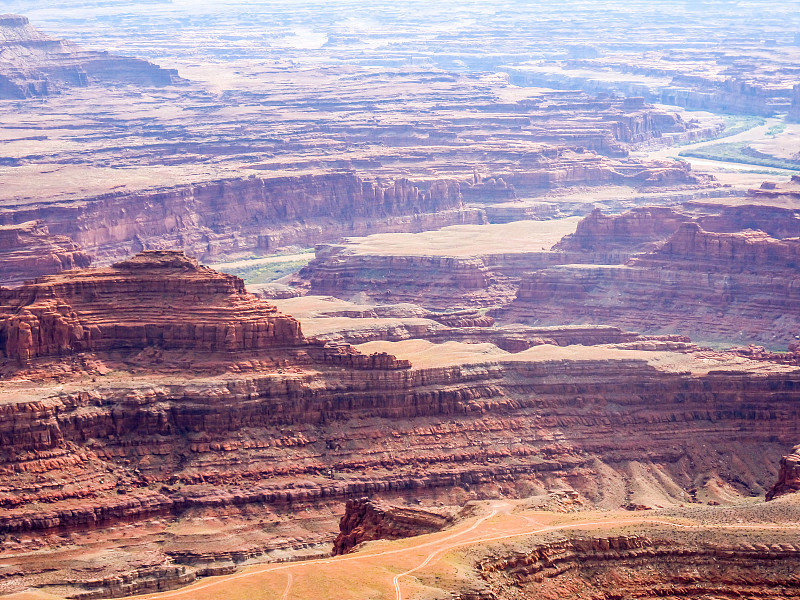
[
  {"left": 766, "top": 444, "right": 800, "bottom": 500},
  {"left": 477, "top": 532, "right": 800, "bottom": 600},
  {"left": 332, "top": 497, "right": 452, "bottom": 555},
  {"left": 0, "top": 250, "right": 303, "bottom": 361},
  {"left": 0, "top": 220, "right": 91, "bottom": 287},
  {"left": 553, "top": 206, "right": 690, "bottom": 260},
  {"left": 0, "top": 15, "right": 180, "bottom": 98},
  {"left": 501, "top": 198, "right": 800, "bottom": 346},
  {"left": 644, "top": 221, "right": 800, "bottom": 271}
]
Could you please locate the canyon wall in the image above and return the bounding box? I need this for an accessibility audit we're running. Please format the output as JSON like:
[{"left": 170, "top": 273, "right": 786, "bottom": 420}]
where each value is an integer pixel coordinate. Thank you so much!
[
  {"left": 0, "top": 174, "right": 480, "bottom": 263},
  {"left": 509, "top": 68, "right": 794, "bottom": 117},
  {"left": 0, "top": 160, "right": 697, "bottom": 268},
  {"left": 1, "top": 355, "right": 800, "bottom": 535},
  {"left": 1, "top": 254, "right": 800, "bottom": 596},
  {"left": 500, "top": 197, "right": 800, "bottom": 346},
  {"left": 553, "top": 206, "right": 689, "bottom": 260}
]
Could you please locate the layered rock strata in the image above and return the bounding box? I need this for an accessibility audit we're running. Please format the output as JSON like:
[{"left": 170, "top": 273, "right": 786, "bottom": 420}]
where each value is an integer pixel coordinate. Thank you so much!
[
  {"left": 476, "top": 532, "right": 800, "bottom": 600},
  {"left": 498, "top": 187, "right": 800, "bottom": 346},
  {"left": 505, "top": 223, "right": 800, "bottom": 346},
  {"left": 0, "top": 174, "right": 480, "bottom": 263},
  {"left": 272, "top": 296, "right": 659, "bottom": 349},
  {"left": 0, "top": 161, "right": 699, "bottom": 268},
  {"left": 1, "top": 349, "right": 799, "bottom": 536},
  {"left": 332, "top": 497, "right": 452, "bottom": 555},
  {"left": 0, "top": 15, "right": 179, "bottom": 98},
  {"left": 2, "top": 252, "right": 800, "bottom": 597},
  {"left": 0, "top": 220, "right": 91, "bottom": 287},
  {"left": 293, "top": 195, "right": 712, "bottom": 311},
  {"left": 553, "top": 206, "right": 690, "bottom": 259},
  {"left": 0, "top": 250, "right": 304, "bottom": 362}
]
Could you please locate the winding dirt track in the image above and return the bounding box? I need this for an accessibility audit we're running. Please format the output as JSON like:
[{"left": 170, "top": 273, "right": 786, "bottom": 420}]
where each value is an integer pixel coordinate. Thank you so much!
[
  {"left": 279, "top": 573, "right": 293, "bottom": 600},
  {"left": 127, "top": 501, "right": 799, "bottom": 600}
]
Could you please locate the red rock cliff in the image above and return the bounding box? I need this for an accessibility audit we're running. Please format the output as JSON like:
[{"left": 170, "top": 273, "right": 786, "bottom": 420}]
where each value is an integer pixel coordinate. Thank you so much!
[
  {"left": 503, "top": 215, "right": 800, "bottom": 345},
  {"left": 0, "top": 174, "right": 477, "bottom": 262},
  {"left": 0, "top": 250, "right": 304, "bottom": 361},
  {"left": 332, "top": 497, "right": 452, "bottom": 555},
  {"left": 554, "top": 207, "right": 689, "bottom": 257}
]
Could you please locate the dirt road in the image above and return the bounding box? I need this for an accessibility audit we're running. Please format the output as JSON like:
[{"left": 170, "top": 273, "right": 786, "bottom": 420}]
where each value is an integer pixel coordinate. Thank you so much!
[{"left": 124, "top": 499, "right": 799, "bottom": 600}]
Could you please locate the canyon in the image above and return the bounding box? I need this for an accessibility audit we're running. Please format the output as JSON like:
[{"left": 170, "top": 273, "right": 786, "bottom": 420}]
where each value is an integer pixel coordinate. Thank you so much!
[
  {"left": 1, "top": 253, "right": 800, "bottom": 597},
  {"left": 297, "top": 179, "right": 800, "bottom": 346},
  {"left": 0, "top": 2, "right": 799, "bottom": 600}
]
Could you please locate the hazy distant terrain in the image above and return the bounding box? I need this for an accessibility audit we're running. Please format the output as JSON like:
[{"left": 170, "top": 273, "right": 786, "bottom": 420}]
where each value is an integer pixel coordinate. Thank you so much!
[{"left": 2, "top": 2, "right": 800, "bottom": 600}]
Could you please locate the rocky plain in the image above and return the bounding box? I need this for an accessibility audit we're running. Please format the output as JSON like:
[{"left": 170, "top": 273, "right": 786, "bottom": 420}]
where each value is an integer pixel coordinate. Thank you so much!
[{"left": 1, "top": 1, "right": 800, "bottom": 599}]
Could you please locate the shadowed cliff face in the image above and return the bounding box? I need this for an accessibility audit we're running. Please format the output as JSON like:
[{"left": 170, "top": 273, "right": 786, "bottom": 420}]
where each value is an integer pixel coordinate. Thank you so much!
[
  {"left": 0, "top": 174, "right": 480, "bottom": 264},
  {"left": 767, "top": 444, "right": 800, "bottom": 500}
]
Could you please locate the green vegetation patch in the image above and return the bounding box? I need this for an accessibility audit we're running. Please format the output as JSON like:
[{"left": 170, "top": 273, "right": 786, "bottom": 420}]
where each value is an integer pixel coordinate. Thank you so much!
[
  {"left": 766, "top": 123, "right": 787, "bottom": 136},
  {"left": 674, "top": 115, "right": 764, "bottom": 147},
  {"left": 679, "top": 141, "right": 800, "bottom": 172},
  {"left": 223, "top": 259, "right": 312, "bottom": 284},
  {"left": 719, "top": 115, "right": 766, "bottom": 137}
]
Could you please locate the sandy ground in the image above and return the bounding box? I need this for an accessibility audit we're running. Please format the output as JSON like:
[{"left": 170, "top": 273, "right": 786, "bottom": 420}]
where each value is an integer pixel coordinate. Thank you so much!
[
  {"left": 750, "top": 122, "right": 800, "bottom": 160},
  {"left": 340, "top": 217, "right": 582, "bottom": 257},
  {"left": 43, "top": 494, "right": 793, "bottom": 600},
  {"left": 354, "top": 338, "right": 796, "bottom": 374}
]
